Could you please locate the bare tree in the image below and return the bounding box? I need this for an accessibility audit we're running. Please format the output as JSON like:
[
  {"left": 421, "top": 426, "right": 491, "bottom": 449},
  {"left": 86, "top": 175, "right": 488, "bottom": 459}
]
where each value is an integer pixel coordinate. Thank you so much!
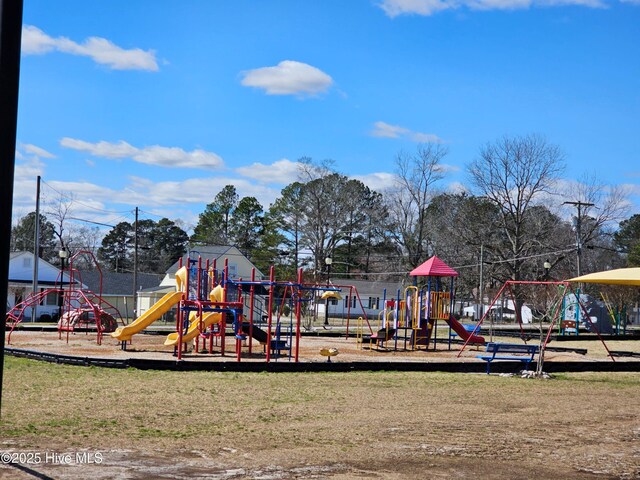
[
  {"left": 45, "top": 192, "right": 74, "bottom": 251},
  {"left": 562, "top": 173, "right": 629, "bottom": 275},
  {"left": 468, "top": 134, "right": 565, "bottom": 282},
  {"left": 388, "top": 143, "right": 448, "bottom": 268}
]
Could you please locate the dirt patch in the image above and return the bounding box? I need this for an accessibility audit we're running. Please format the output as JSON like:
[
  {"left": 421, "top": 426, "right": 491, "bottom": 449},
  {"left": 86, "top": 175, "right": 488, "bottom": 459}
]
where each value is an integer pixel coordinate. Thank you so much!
[
  {"left": 1, "top": 356, "right": 639, "bottom": 479},
  {"left": 8, "top": 329, "right": 638, "bottom": 364}
]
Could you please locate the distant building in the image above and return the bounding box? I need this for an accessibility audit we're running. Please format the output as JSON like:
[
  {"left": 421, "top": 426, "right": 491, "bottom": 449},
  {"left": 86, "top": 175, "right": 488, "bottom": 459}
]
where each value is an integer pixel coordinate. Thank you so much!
[
  {"left": 6, "top": 251, "right": 77, "bottom": 320},
  {"left": 81, "top": 270, "right": 164, "bottom": 320},
  {"left": 320, "top": 278, "right": 405, "bottom": 320},
  {"left": 137, "top": 245, "right": 264, "bottom": 316},
  {"left": 161, "top": 245, "right": 264, "bottom": 286}
]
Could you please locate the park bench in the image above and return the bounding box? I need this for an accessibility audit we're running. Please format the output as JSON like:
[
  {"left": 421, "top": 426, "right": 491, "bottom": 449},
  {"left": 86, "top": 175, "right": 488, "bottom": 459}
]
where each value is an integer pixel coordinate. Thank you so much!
[{"left": 477, "top": 342, "right": 539, "bottom": 374}]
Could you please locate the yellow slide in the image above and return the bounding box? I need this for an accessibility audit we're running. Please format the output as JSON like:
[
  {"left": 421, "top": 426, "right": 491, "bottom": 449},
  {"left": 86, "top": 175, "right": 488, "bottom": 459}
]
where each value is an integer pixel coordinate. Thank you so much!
[
  {"left": 163, "top": 311, "right": 222, "bottom": 346},
  {"left": 111, "top": 291, "right": 182, "bottom": 341}
]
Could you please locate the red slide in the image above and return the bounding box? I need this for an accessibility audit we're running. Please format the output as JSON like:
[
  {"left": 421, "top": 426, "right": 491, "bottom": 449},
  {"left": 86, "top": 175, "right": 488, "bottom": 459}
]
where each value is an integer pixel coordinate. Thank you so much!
[{"left": 446, "top": 316, "right": 485, "bottom": 344}]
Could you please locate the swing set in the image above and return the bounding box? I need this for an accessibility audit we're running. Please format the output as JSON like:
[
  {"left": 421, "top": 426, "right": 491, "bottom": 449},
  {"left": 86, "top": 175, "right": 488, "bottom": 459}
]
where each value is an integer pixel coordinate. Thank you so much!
[{"left": 458, "top": 279, "right": 616, "bottom": 362}]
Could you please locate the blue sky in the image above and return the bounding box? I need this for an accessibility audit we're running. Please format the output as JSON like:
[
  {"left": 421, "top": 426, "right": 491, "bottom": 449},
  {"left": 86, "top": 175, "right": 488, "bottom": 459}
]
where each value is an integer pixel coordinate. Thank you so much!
[{"left": 13, "top": 0, "right": 640, "bottom": 236}]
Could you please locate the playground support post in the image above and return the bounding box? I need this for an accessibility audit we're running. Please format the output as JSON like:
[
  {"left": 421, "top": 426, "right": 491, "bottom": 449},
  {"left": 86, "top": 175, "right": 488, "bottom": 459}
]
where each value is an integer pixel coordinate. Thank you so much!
[
  {"left": 294, "top": 268, "right": 303, "bottom": 362},
  {"left": 266, "top": 266, "right": 275, "bottom": 363},
  {"left": 209, "top": 259, "right": 217, "bottom": 354},
  {"left": 221, "top": 259, "right": 229, "bottom": 357},
  {"left": 249, "top": 268, "right": 255, "bottom": 355}
]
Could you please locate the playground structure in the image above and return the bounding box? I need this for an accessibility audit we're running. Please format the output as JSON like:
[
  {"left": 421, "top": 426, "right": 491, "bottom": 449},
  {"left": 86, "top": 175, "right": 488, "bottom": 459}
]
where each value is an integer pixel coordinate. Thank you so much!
[
  {"left": 8, "top": 251, "right": 637, "bottom": 367},
  {"left": 356, "top": 256, "right": 485, "bottom": 351},
  {"left": 112, "top": 252, "right": 375, "bottom": 362},
  {"left": 5, "top": 250, "right": 124, "bottom": 345}
]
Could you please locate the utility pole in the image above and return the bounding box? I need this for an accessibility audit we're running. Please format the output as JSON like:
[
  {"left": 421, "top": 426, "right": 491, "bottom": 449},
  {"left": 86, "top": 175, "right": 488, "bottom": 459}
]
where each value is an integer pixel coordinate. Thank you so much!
[
  {"left": 564, "top": 201, "right": 595, "bottom": 277},
  {"left": 133, "top": 207, "right": 139, "bottom": 320},
  {"left": 478, "top": 243, "right": 484, "bottom": 321}
]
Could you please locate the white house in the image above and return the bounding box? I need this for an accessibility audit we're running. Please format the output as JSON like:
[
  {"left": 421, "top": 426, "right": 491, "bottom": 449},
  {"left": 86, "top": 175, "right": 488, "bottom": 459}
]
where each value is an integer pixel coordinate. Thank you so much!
[
  {"left": 137, "top": 245, "right": 264, "bottom": 316},
  {"left": 320, "top": 278, "right": 405, "bottom": 321},
  {"left": 7, "top": 251, "right": 76, "bottom": 320},
  {"left": 160, "top": 245, "right": 264, "bottom": 287}
]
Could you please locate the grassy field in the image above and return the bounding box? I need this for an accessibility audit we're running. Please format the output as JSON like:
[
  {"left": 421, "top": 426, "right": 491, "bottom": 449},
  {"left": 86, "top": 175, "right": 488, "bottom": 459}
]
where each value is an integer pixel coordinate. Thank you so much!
[{"left": 1, "top": 356, "right": 639, "bottom": 479}]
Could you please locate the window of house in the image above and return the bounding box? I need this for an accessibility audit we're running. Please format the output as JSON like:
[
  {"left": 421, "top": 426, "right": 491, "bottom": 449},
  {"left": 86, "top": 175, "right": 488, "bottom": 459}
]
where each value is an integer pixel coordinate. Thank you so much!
[
  {"left": 228, "top": 263, "right": 237, "bottom": 278},
  {"left": 344, "top": 296, "right": 356, "bottom": 308},
  {"left": 23, "top": 257, "right": 31, "bottom": 268},
  {"left": 44, "top": 291, "right": 59, "bottom": 306},
  {"left": 368, "top": 297, "right": 380, "bottom": 310}
]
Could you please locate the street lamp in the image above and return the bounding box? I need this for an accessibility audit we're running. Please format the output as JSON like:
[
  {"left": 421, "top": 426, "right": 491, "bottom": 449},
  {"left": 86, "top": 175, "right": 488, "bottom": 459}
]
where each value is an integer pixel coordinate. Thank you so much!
[
  {"left": 543, "top": 260, "right": 551, "bottom": 280},
  {"left": 324, "top": 257, "right": 332, "bottom": 326},
  {"left": 325, "top": 256, "right": 332, "bottom": 284},
  {"left": 58, "top": 247, "right": 68, "bottom": 321}
]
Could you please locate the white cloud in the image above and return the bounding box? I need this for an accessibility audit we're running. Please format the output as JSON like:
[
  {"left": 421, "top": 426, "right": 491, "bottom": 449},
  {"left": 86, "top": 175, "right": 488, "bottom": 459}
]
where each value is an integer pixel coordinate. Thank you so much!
[
  {"left": 60, "top": 138, "right": 137, "bottom": 158},
  {"left": 352, "top": 172, "right": 399, "bottom": 192},
  {"left": 45, "top": 175, "right": 278, "bottom": 211},
  {"left": 235, "top": 159, "right": 301, "bottom": 184},
  {"left": 12, "top": 146, "right": 47, "bottom": 216},
  {"left": 435, "top": 163, "right": 461, "bottom": 173},
  {"left": 371, "top": 121, "right": 410, "bottom": 139},
  {"left": 379, "top": 0, "right": 456, "bottom": 16},
  {"left": 371, "top": 121, "right": 445, "bottom": 143},
  {"left": 133, "top": 146, "right": 223, "bottom": 169},
  {"left": 447, "top": 181, "right": 469, "bottom": 194},
  {"left": 21, "top": 143, "right": 55, "bottom": 159},
  {"left": 378, "top": 0, "right": 609, "bottom": 17},
  {"left": 22, "top": 25, "right": 159, "bottom": 71},
  {"left": 240, "top": 60, "right": 333, "bottom": 96},
  {"left": 60, "top": 138, "right": 224, "bottom": 170}
]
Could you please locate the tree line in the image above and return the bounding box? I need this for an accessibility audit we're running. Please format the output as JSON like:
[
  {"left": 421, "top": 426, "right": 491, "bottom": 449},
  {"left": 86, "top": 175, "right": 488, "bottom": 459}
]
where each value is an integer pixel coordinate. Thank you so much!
[{"left": 11, "top": 134, "right": 640, "bottom": 304}]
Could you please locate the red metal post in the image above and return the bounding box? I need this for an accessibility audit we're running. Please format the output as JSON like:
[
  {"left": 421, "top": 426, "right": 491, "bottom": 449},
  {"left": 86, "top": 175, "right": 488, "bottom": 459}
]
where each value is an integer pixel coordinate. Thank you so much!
[
  {"left": 249, "top": 268, "right": 255, "bottom": 355},
  {"left": 294, "top": 268, "right": 303, "bottom": 362},
  {"left": 209, "top": 258, "right": 220, "bottom": 353},
  {"left": 266, "top": 266, "right": 275, "bottom": 363},
  {"left": 221, "top": 259, "right": 228, "bottom": 356}
]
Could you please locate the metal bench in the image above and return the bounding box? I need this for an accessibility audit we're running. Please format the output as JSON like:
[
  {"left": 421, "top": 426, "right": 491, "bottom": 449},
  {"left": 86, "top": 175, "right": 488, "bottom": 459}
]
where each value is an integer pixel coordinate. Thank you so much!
[{"left": 477, "top": 342, "right": 539, "bottom": 374}]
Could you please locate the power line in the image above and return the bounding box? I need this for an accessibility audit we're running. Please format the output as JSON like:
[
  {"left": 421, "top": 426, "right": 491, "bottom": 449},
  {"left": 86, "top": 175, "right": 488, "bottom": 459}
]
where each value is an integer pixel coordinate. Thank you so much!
[
  {"left": 137, "top": 209, "right": 166, "bottom": 220},
  {"left": 66, "top": 217, "right": 116, "bottom": 228},
  {"left": 40, "top": 179, "right": 131, "bottom": 216}
]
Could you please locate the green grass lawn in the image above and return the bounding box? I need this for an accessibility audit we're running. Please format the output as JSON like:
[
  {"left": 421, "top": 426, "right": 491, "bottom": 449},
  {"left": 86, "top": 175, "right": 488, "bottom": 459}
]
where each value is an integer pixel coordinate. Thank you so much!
[{"left": 1, "top": 356, "right": 639, "bottom": 478}]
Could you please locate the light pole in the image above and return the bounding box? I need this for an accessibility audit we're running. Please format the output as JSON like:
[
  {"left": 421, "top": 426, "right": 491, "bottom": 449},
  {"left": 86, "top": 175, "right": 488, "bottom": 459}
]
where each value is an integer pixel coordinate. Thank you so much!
[
  {"left": 58, "top": 247, "right": 68, "bottom": 321},
  {"left": 543, "top": 260, "right": 551, "bottom": 281},
  {"left": 324, "top": 256, "right": 332, "bottom": 326}
]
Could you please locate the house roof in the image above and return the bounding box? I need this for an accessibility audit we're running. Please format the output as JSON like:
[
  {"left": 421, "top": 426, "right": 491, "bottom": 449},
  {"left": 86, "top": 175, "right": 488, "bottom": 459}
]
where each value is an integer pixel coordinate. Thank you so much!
[
  {"left": 80, "top": 270, "right": 163, "bottom": 296},
  {"left": 330, "top": 278, "right": 404, "bottom": 297},
  {"left": 410, "top": 256, "right": 459, "bottom": 277},
  {"left": 165, "top": 245, "right": 263, "bottom": 277},
  {"left": 8, "top": 250, "right": 77, "bottom": 286}
]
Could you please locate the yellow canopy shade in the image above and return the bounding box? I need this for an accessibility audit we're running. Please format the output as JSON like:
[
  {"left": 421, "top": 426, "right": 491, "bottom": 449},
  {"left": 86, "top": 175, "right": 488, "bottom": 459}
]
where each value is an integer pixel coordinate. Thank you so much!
[
  {"left": 321, "top": 290, "right": 343, "bottom": 300},
  {"left": 568, "top": 267, "right": 640, "bottom": 286}
]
